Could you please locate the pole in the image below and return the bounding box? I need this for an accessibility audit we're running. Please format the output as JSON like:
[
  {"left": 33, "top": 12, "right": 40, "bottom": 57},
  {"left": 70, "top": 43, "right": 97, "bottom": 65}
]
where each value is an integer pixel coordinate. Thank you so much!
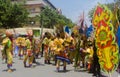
[
  {"left": 108, "top": 73, "right": 112, "bottom": 77},
  {"left": 40, "top": 15, "right": 43, "bottom": 38}
]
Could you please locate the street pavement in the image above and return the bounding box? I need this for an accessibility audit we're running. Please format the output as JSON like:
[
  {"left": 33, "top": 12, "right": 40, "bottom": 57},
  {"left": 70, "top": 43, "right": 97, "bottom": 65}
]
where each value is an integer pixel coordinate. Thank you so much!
[{"left": 0, "top": 56, "right": 119, "bottom": 77}]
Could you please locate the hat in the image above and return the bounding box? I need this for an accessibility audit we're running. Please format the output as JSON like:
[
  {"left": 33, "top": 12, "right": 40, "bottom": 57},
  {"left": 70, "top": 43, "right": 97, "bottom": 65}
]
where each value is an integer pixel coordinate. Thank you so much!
[
  {"left": 27, "top": 29, "right": 33, "bottom": 36},
  {"left": 5, "top": 30, "right": 13, "bottom": 37}
]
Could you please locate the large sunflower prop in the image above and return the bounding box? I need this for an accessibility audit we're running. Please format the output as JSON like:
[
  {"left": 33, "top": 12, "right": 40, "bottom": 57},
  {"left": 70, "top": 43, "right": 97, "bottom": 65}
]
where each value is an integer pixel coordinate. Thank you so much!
[{"left": 92, "top": 4, "right": 119, "bottom": 74}]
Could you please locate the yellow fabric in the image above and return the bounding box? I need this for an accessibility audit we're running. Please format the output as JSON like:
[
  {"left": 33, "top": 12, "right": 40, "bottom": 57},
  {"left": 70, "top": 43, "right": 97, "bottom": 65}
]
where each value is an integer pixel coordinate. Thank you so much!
[
  {"left": 16, "top": 37, "right": 26, "bottom": 47},
  {"left": 26, "top": 39, "right": 32, "bottom": 49},
  {"left": 43, "top": 37, "right": 51, "bottom": 45},
  {"left": 86, "top": 47, "right": 93, "bottom": 58},
  {"left": 53, "top": 38, "right": 64, "bottom": 55},
  {"left": 24, "top": 55, "right": 33, "bottom": 65},
  {"left": 2, "top": 37, "right": 13, "bottom": 64}
]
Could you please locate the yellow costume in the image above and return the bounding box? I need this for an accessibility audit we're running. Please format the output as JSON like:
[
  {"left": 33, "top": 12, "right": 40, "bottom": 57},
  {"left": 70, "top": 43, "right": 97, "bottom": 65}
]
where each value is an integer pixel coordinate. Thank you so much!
[
  {"left": 54, "top": 37, "right": 70, "bottom": 71},
  {"left": 23, "top": 38, "right": 33, "bottom": 67},
  {"left": 85, "top": 46, "right": 93, "bottom": 70},
  {"left": 2, "top": 37, "right": 13, "bottom": 72},
  {"left": 16, "top": 37, "right": 26, "bottom": 59},
  {"left": 65, "top": 36, "right": 76, "bottom": 63},
  {"left": 42, "top": 37, "right": 51, "bottom": 64},
  {"left": 33, "top": 38, "right": 41, "bottom": 58}
]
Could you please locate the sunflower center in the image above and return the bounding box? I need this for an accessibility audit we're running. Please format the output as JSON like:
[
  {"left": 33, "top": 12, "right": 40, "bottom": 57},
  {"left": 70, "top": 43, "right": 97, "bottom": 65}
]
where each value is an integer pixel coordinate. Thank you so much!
[{"left": 99, "top": 30, "right": 107, "bottom": 41}]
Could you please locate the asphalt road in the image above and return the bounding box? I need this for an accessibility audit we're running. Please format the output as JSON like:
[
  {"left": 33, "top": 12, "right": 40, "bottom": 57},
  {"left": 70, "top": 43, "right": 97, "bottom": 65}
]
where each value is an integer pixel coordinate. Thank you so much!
[{"left": 0, "top": 56, "right": 119, "bottom": 77}]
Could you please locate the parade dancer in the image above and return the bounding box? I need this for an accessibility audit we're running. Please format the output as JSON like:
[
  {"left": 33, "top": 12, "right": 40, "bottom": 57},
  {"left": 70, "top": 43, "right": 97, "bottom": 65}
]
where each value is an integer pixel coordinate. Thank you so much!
[
  {"left": 54, "top": 35, "right": 64, "bottom": 71},
  {"left": 74, "top": 37, "right": 81, "bottom": 70},
  {"left": 66, "top": 33, "right": 76, "bottom": 64},
  {"left": 42, "top": 32, "right": 51, "bottom": 64},
  {"left": 23, "top": 37, "right": 33, "bottom": 67},
  {"left": 13, "top": 29, "right": 19, "bottom": 57},
  {"left": 49, "top": 38, "right": 56, "bottom": 64},
  {"left": 2, "top": 30, "right": 13, "bottom": 72},
  {"left": 16, "top": 37, "right": 26, "bottom": 59},
  {"left": 33, "top": 38, "right": 41, "bottom": 59},
  {"left": 84, "top": 41, "right": 93, "bottom": 72},
  {"left": 54, "top": 33, "right": 70, "bottom": 72},
  {"left": 23, "top": 30, "right": 33, "bottom": 67}
]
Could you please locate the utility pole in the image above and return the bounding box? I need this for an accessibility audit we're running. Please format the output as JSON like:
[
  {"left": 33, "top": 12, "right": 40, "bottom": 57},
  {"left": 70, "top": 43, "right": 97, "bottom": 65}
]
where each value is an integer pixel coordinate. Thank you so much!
[{"left": 40, "top": 15, "right": 43, "bottom": 38}]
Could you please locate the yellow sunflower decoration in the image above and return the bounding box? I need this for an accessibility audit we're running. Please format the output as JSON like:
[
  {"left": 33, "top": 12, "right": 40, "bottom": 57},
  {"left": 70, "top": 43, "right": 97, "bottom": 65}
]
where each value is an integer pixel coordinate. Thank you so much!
[{"left": 92, "top": 4, "right": 119, "bottom": 74}]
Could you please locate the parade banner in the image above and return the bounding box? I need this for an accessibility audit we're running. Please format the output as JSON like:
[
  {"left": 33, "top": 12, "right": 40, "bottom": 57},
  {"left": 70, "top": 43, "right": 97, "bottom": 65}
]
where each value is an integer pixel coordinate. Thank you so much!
[{"left": 92, "top": 4, "right": 119, "bottom": 75}]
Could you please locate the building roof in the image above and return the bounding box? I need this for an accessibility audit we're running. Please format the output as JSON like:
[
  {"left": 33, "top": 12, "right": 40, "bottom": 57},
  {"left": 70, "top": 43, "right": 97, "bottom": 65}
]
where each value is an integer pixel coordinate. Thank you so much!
[
  {"left": 25, "top": 0, "right": 56, "bottom": 10},
  {"left": 43, "top": 0, "right": 56, "bottom": 10},
  {"left": 25, "top": 0, "right": 44, "bottom": 5}
]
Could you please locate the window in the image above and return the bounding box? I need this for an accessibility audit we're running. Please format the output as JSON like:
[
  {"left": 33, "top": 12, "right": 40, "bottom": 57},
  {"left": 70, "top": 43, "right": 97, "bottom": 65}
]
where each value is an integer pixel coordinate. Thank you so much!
[{"left": 29, "top": 8, "right": 35, "bottom": 13}]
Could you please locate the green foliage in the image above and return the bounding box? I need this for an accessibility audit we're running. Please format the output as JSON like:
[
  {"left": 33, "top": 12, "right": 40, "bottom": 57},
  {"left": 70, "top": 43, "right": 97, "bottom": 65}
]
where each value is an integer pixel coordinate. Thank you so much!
[
  {"left": 0, "top": 0, "right": 11, "bottom": 28},
  {"left": 39, "top": 7, "right": 74, "bottom": 29},
  {"left": 88, "top": 7, "right": 95, "bottom": 19},
  {"left": 8, "top": 3, "right": 29, "bottom": 28},
  {"left": 0, "top": 0, "right": 28, "bottom": 28},
  {"left": 118, "top": 8, "right": 120, "bottom": 22}
]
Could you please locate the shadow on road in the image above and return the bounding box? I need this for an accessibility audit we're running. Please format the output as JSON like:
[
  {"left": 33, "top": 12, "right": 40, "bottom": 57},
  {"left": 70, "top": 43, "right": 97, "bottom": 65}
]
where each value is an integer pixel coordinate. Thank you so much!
[
  {"left": 74, "top": 69, "right": 87, "bottom": 72},
  {"left": 54, "top": 69, "right": 71, "bottom": 73},
  {"left": 31, "top": 62, "right": 45, "bottom": 68},
  {"left": 2, "top": 68, "right": 16, "bottom": 72}
]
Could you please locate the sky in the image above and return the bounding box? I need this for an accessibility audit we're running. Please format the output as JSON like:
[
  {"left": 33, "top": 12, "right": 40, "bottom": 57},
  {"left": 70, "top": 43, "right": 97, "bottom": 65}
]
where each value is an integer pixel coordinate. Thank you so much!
[{"left": 49, "top": 0, "right": 115, "bottom": 25}]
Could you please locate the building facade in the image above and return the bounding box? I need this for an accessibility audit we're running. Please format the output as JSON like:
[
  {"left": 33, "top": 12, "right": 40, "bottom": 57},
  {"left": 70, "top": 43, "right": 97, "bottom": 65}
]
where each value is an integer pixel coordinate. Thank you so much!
[{"left": 11, "top": 0, "right": 56, "bottom": 27}]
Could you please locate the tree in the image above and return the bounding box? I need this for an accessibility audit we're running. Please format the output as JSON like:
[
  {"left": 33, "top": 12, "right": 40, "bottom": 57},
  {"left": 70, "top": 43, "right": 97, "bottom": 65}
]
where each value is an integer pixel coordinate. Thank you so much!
[
  {"left": 0, "top": 0, "right": 29, "bottom": 29},
  {"left": 57, "top": 14, "right": 74, "bottom": 28},
  {"left": 39, "top": 7, "right": 57, "bottom": 28},
  {"left": 39, "top": 6, "right": 74, "bottom": 28},
  {"left": 0, "top": 0, "right": 12, "bottom": 28},
  {"left": 8, "top": 3, "right": 29, "bottom": 28}
]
